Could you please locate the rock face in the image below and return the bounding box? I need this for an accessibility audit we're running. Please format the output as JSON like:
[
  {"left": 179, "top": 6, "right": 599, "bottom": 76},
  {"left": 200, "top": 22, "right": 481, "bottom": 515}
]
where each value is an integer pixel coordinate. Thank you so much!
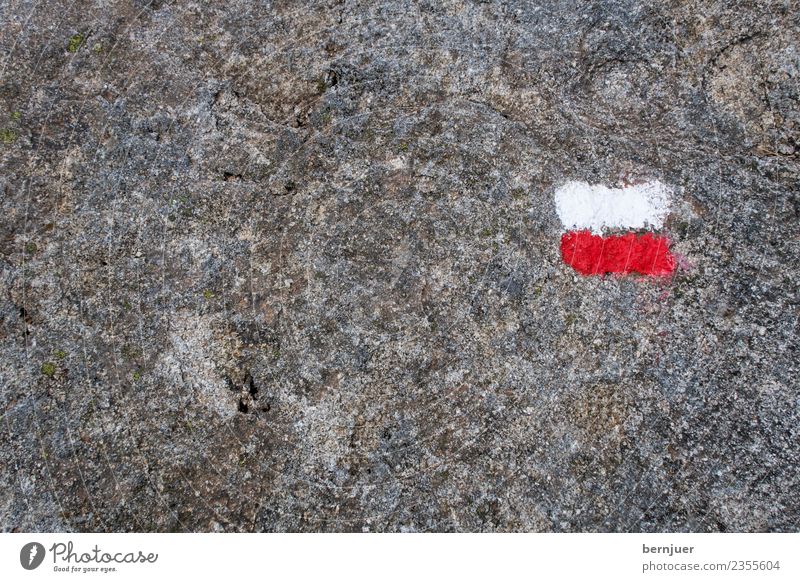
[{"left": 0, "top": 0, "right": 797, "bottom": 532}]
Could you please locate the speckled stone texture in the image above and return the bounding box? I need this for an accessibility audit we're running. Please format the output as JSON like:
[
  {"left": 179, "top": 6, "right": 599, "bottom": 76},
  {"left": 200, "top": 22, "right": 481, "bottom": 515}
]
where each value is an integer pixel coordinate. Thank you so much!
[{"left": 1, "top": 0, "right": 798, "bottom": 532}]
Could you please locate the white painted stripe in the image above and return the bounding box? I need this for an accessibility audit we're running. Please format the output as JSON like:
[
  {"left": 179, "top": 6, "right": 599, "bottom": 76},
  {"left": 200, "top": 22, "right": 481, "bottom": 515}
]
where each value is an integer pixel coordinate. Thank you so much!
[{"left": 554, "top": 180, "right": 672, "bottom": 234}]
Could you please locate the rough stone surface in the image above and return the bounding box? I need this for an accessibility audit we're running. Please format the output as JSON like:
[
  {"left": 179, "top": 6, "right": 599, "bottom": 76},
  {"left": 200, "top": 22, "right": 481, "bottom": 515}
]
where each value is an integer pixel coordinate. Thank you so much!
[{"left": 0, "top": 0, "right": 798, "bottom": 532}]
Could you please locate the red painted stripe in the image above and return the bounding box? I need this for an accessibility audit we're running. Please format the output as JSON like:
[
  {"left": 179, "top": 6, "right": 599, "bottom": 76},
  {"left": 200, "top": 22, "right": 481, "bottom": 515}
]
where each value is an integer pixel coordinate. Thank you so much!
[{"left": 560, "top": 231, "right": 676, "bottom": 276}]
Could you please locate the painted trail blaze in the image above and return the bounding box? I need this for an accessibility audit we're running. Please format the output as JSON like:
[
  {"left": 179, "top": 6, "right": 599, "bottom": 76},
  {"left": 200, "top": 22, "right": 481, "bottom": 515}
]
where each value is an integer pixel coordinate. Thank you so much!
[
  {"left": 560, "top": 231, "right": 675, "bottom": 276},
  {"left": 554, "top": 180, "right": 676, "bottom": 277}
]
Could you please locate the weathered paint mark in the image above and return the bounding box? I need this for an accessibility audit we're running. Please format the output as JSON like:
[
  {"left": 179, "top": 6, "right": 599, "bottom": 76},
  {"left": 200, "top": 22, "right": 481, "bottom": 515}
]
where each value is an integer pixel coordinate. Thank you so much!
[
  {"left": 554, "top": 180, "right": 671, "bottom": 234},
  {"left": 560, "top": 231, "right": 676, "bottom": 276}
]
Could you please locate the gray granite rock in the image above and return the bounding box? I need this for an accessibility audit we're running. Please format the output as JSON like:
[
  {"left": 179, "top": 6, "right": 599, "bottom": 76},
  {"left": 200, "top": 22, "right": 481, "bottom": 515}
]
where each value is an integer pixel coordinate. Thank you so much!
[{"left": 0, "top": 0, "right": 797, "bottom": 532}]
